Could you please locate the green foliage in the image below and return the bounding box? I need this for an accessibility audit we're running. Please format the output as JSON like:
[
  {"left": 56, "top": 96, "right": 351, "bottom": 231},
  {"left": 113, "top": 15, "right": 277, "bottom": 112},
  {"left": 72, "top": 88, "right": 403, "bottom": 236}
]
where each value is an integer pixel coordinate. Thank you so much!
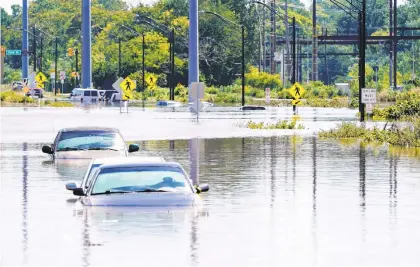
[
  {"left": 319, "top": 120, "right": 420, "bottom": 147},
  {"left": 372, "top": 90, "right": 420, "bottom": 120},
  {"left": 305, "top": 97, "right": 350, "bottom": 108},
  {"left": 0, "top": 91, "right": 33, "bottom": 103},
  {"left": 244, "top": 66, "right": 282, "bottom": 90},
  {"left": 46, "top": 101, "right": 74, "bottom": 107},
  {"left": 245, "top": 120, "right": 305, "bottom": 130}
]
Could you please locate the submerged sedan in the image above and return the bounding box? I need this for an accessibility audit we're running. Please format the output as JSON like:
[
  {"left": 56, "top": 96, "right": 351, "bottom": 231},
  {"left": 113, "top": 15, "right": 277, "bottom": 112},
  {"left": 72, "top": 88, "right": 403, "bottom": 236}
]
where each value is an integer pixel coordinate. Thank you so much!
[
  {"left": 42, "top": 127, "right": 139, "bottom": 159},
  {"left": 72, "top": 160, "right": 209, "bottom": 206},
  {"left": 65, "top": 156, "right": 166, "bottom": 192}
]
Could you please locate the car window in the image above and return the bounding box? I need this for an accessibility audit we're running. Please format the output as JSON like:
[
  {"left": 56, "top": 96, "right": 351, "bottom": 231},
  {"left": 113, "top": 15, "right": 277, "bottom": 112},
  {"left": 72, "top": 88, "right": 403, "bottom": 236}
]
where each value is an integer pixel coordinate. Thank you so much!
[
  {"left": 82, "top": 163, "right": 102, "bottom": 188},
  {"left": 84, "top": 91, "right": 90, "bottom": 96},
  {"left": 91, "top": 166, "right": 191, "bottom": 194},
  {"left": 56, "top": 130, "right": 126, "bottom": 151},
  {"left": 91, "top": 91, "right": 98, "bottom": 96}
]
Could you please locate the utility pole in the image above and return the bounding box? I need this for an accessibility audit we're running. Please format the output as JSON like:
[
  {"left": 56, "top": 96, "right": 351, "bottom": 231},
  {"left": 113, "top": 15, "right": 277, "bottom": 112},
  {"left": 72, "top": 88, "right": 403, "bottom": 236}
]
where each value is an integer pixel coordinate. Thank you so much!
[
  {"left": 393, "top": 0, "right": 397, "bottom": 90},
  {"left": 358, "top": 4, "right": 366, "bottom": 122},
  {"left": 82, "top": 0, "right": 92, "bottom": 88},
  {"left": 118, "top": 37, "right": 121, "bottom": 77},
  {"left": 389, "top": 0, "right": 393, "bottom": 87},
  {"left": 54, "top": 37, "right": 58, "bottom": 95},
  {"left": 22, "top": 0, "right": 29, "bottom": 79},
  {"left": 75, "top": 48, "right": 79, "bottom": 87},
  {"left": 142, "top": 34, "right": 145, "bottom": 92},
  {"left": 263, "top": 0, "right": 266, "bottom": 73},
  {"left": 33, "top": 26, "right": 36, "bottom": 73},
  {"left": 242, "top": 25, "right": 245, "bottom": 106},
  {"left": 270, "top": 0, "right": 276, "bottom": 74},
  {"left": 312, "top": 0, "right": 318, "bottom": 81},
  {"left": 40, "top": 37, "right": 43, "bottom": 72}
]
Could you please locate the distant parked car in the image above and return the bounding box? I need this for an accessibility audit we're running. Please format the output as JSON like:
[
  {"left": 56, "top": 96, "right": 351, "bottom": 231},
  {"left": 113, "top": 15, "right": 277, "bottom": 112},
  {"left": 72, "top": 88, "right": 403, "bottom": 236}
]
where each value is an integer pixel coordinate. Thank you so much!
[
  {"left": 26, "top": 88, "right": 44, "bottom": 98},
  {"left": 12, "top": 81, "right": 24, "bottom": 91},
  {"left": 72, "top": 159, "right": 210, "bottom": 206},
  {"left": 65, "top": 156, "right": 166, "bottom": 193},
  {"left": 42, "top": 127, "right": 140, "bottom": 159},
  {"left": 156, "top": 100, "right": 182, "bottom": 107},
  {"left": 239, "top": 106, "right": 266, "bottom": 111}
]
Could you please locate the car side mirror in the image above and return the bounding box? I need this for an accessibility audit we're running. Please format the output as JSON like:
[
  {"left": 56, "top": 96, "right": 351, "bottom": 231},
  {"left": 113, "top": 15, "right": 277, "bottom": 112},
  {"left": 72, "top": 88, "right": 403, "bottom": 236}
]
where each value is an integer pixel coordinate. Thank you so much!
[
  {"left": 73, "top": 188, "right": 86, "bottom": 196},
  {"left": 42, "top": 145, "right": 53, "bottom": 154},
  {"left": 65, "top": 182, "right": 78, "bottom": 191},
  {"left": 195, "top": 184, "right": 210, "bottom": 194},
  {"left": 128, "top": 144, "right": 139, "bottom": 153}
]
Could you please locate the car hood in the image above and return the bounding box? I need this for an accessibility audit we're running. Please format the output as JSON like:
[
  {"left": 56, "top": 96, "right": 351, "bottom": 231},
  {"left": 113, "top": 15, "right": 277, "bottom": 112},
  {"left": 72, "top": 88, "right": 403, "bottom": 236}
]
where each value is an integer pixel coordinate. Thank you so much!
[
  {"left": 82, "top": 192, "right": 200, "bottom": 207},
  {"left": 55, "top": 150, "right": 126, "bottom": 159}
]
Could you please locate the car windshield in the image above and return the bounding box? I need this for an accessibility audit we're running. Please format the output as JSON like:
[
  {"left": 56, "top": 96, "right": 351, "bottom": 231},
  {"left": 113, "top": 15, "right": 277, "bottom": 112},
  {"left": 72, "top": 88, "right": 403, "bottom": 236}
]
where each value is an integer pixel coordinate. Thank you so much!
[
  {"left": 56, "top": 130, "right": 125, "bottom": 151},
  {"left": 91, "top": 166, "right": 191, "bottom": 195}
]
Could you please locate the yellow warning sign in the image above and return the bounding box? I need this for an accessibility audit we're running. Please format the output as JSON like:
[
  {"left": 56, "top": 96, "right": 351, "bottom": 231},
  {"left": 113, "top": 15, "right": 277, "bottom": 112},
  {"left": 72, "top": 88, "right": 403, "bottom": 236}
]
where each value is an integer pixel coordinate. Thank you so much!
[
  {"left": 120, "top": 77, "right": 136, "bottom": 100},
  {"left": 292, "top": 99, "right": 303, "bottom": 106},
  {"left": 36, "top": 72, "right": 47, "bottom": 84},
  {"left": 288, "top": 83, "right": 305, "bottom": 100}
]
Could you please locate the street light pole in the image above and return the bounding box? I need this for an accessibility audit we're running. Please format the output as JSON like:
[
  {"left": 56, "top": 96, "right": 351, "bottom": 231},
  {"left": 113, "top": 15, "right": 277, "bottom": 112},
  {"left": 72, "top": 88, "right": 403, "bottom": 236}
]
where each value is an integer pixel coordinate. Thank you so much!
[
  {"left": 55, "top": 37, "right": 58, "bottom": 95},
  {"left": 33, "top": 26, "right": 36, "bottom": 73},
  {"left": 292, "top": 17, "right": 296, "bottom": 84},
  {"left": 118, "top": 37, "right": 121, "bottom": 77},
  {"left": 40, "top": 37, "right": 43, "bottom": 72},
  {"left": 242, "top": 25, "right": 245, "bottom": 106},
  {"left": 142, "top": 34, "right": 145, "bottom": 92},
  {"left": 75, "top": 48, "right": 79, "bottom": 87},
  {"left": 171, "top": 29, "right": 175, "bottom": 100}
]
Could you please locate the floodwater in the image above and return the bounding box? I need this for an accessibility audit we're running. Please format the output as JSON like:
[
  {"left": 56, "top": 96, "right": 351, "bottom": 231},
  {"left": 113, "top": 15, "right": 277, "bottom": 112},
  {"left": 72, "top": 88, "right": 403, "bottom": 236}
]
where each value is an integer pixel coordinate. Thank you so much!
[{"left": 1, "top": 106, "right": 420, "bottom": 266}]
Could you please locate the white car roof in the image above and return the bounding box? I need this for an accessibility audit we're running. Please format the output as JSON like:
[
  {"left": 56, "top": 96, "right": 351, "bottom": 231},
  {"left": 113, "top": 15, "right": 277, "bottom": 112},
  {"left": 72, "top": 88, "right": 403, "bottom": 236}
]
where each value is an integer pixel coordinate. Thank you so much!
[
  {"left": 91, "top": 156, "right": 166, "bottom": 165},
  {"left": 98, "top": 161, "right": 181, "bottom": 170}
]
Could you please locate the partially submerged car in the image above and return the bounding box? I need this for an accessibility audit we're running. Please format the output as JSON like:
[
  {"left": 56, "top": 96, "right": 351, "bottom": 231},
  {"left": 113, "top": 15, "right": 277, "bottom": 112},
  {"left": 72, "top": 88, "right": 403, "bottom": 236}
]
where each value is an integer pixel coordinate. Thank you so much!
[
  {"left": 42, "top": 127, "right": 139, "bottom": 159},
  {"left": 65, "top": 156, "right": 166, "bottom": 192},
  {"left": 72, "top": 160, "right": 209, "bottom": 206}
]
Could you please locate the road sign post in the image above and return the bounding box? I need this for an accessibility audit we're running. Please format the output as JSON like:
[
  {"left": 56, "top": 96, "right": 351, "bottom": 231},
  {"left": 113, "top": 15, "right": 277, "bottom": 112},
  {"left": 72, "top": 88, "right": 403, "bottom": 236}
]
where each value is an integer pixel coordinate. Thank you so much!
[
  {"left": 362, "top": 88, "right": 376, "bottom": 120},
  {"left": 190, "top": 82, "right": 205, "bottom": 122},
  {"left": 265, "top": 88, "right": 270, "bottom": 104}
]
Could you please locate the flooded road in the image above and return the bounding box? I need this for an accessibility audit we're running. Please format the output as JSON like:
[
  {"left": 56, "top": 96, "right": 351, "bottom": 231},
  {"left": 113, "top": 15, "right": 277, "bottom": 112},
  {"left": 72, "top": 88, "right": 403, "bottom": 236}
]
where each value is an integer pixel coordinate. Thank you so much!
[
  {"left": 2, "top": 137, "right": 420, "bottom": 266},
  {"left": 0, "top": 106, "right": 358, "bottom": 142}
]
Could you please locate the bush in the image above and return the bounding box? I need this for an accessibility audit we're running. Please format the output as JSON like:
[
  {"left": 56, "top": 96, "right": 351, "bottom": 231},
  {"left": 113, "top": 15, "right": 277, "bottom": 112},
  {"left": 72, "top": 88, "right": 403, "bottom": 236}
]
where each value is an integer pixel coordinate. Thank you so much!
[
  {"left": 245, "top": 119, "right": 304, "bottom": 130},
  {"left": 47, "top": 102, "right": 74, "bottom": 107},
  {"left": 244, "top": 66, "right": 282, "bottom": 89},
  {"left": 0, "top": 90, "right": 33, "bottom": 103}
]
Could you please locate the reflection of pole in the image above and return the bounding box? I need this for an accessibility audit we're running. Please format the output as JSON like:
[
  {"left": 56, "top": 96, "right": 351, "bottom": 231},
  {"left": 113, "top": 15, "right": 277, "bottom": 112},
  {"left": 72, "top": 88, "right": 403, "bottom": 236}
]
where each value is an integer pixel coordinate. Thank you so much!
[
  {"left": 312, "top": 137, "right": 317, "bottom": 211},
  {"left": 22, "top": 142, "right": 28, "bottom": 262},
  {"left": 359, "top": 143, "right": 366, "bottom": 208},
  {"left": 189, "top": 138, "right": 199, "bottom": 185},
  {"left": 270, "top": 136, "right": 276, "bottom": 207}
]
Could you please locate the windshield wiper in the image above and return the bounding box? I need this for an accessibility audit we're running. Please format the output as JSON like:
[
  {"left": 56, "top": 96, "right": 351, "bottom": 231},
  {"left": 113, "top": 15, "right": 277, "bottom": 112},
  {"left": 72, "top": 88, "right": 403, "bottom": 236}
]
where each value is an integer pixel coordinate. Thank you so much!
[
  {"left": 57, "top": 147, "right": 86, "bottom": 151},
  {"left": 87, "top": 147, "right": 120, "bottom": 151},
  {"left": 92, "top": 188, "right": 171, "bottom": 195}
]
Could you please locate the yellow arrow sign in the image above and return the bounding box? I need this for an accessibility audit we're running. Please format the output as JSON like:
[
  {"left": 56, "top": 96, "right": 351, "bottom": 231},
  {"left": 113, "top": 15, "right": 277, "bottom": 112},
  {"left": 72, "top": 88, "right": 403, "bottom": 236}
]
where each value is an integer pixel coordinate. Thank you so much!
[
  {"left": 36, "top": 72, "right": 47, "bottom": 84},
  {"left": 292, "top": 99, "right": 303, "bottom": 106},
  {"left": 120, "top": 77, "right": 136, "bottom": 100},
  {"left": 288, "top": 83, "right": 305, "bottom": 100}
]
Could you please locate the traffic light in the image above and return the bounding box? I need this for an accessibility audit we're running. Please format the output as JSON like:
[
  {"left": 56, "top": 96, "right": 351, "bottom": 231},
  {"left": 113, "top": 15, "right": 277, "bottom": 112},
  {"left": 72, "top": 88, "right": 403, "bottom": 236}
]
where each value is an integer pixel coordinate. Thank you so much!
[{"left": 67, "top": 48, "right": 74, "bottom": 56}]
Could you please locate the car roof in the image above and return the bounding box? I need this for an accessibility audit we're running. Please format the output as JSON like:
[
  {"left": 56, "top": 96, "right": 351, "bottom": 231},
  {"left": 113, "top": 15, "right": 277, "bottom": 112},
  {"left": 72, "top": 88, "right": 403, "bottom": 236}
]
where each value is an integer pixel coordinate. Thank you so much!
[
  {"left": 59, "top": 126, "right": 120, "bottom": 132},
  {"left": 91, "top": 157, "right": 165, "bottom": 165},
  {"left": 98, "top": 161, "right": 181, "bottom": 170}
]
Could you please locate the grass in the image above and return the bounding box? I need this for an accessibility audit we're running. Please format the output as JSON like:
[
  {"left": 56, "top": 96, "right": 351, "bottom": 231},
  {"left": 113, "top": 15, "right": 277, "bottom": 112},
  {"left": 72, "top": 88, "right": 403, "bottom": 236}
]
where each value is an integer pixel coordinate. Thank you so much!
[
  {"left": 245, "top": 119, "right": 305, "bottom": 130},
  {"left": 44, "top": 101, "right": 74, "bottom": 107},
  {"left": 319, "top": 119, "right": 420, "bottom": 147},
  {"left": 0, "top": 90, "right": 34, "bottom": 103}
]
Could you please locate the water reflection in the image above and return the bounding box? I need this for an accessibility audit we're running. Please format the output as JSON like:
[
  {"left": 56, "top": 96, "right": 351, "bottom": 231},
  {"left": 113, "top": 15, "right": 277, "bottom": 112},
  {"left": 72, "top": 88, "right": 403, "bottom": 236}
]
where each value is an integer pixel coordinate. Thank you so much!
[
  {"left": 22, "top": 142, "right": 28, "bottom": 264},
  {"left": 1, "top": 137, "right": 420, "bottom": 266}
]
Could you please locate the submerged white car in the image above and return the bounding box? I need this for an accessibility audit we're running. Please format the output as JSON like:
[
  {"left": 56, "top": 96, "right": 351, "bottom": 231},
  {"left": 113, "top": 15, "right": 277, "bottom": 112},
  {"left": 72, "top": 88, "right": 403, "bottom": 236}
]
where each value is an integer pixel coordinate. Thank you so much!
[
  {"left": 72, "top": 160, "right": 210, "bottom": 206},
  {"left": 65, "top": 156, "right": 166, "bottom": 192},
  {"left": 42, "top": 127, "right": 139, "bottom": 159}
]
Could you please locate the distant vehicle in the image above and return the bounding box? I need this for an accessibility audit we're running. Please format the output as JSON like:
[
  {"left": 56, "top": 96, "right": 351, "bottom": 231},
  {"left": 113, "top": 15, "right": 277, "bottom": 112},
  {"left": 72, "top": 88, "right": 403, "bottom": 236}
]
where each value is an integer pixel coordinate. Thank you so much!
[
  {"left": 41, "top": 127, "right": 140, "bottom": 159},
  {"left": 12, "top": 81, "right": 24, "bottom": 91},
  {"left": 26, "top": 88, "right": 44, "bottom": 98},
  {"left": 70, "top": 88, "right": 99, "bottom": 103},
  {"left": 65, "top": 156, "right": 166, "bottom": 193},
  {"left": 239, "top": 106, "right": 266, "bottom": 111},
  {"left": 188, "top": 101, "right": 214, "bottom": 111},
  {"left": 72, "top": 160, "right": 210, "bottom": 206},
  {"left": 156, "top": 100, "right": 182, "bottom": 107}
]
